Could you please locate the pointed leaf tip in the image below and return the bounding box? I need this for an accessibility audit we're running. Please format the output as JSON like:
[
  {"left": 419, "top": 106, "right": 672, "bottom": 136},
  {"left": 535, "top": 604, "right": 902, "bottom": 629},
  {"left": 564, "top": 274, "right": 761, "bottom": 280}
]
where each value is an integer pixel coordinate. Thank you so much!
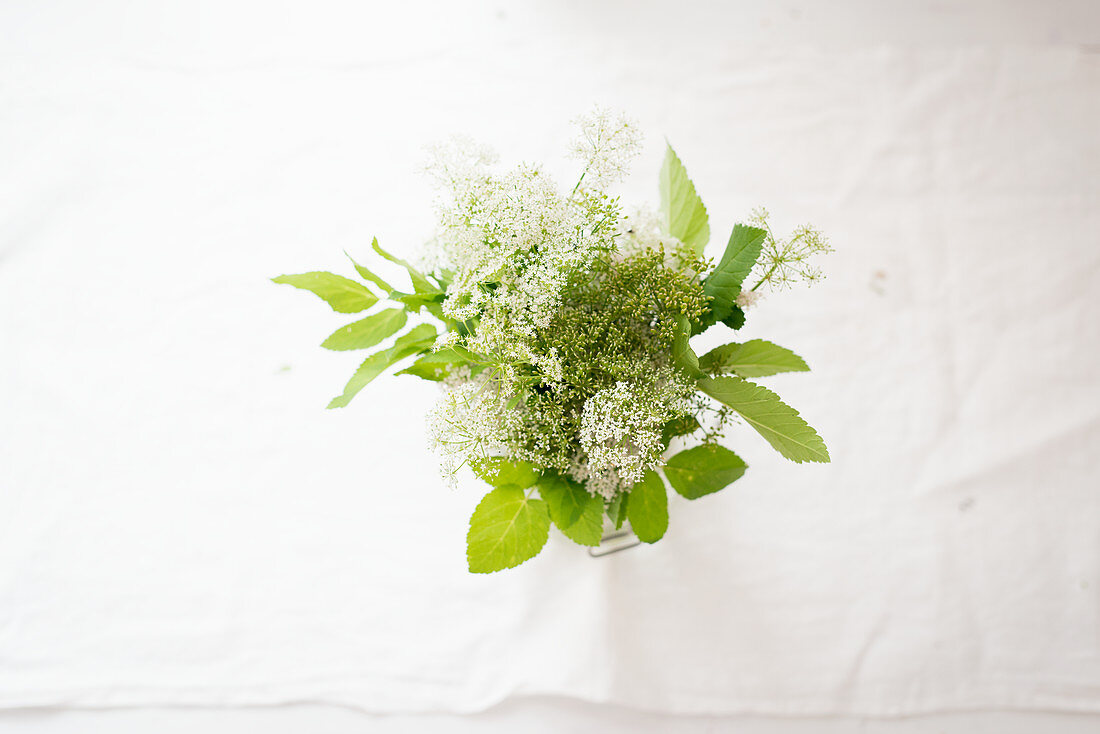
[
  {"left": 272, "top": 271, "right": 377, "bottom": 313},
  {"left": 659, "top": 144, "right": 710, "bottom": 255}
]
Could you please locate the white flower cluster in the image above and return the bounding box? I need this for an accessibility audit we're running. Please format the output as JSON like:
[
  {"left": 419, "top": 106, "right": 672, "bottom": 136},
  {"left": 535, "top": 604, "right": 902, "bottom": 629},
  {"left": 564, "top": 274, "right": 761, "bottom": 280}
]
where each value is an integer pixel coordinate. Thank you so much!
[
  {"left": 576, "top": 371, "right": 692, "bottom": 498},
  {"left": 423, "top": 111, "right": 642, "bottom": 378},
  {"left": 618, "top": 206, "right": 695, "bottom": 269},
  {"left": 745, "top": 207, "right": 832, "bottom": 293},
  {"left": 569, "top": 106, "right": 643, "bottom": 191},
  {"left": 421, "top": 109, "right": 703, "bottom": 498},
  {"left": 735, "top": 289, "right": 761, "bottom": 309},
  {"left": 425, "top": 375, "right": 520, "bottom": 486}
]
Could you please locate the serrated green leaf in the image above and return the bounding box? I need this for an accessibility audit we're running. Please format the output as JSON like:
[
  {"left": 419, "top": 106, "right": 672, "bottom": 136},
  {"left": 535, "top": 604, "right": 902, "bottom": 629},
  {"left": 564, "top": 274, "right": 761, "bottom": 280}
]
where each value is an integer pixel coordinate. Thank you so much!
[
  {"left": 672, "top": 316, "right": 704, "bottom": 378},
  {"left": 467, "top": 486, "right": 550, "bottom": 573},
  {"left": 626, "top": 470, "right": 668, "bottom": 543},
  {"left": 560, "top": 497, "right": 603, "bottom": 546},
  {"left": 538, "top": 473, "right": 603, "bottom": 546},
  {"left": 664, "top": 444, "right": 747, "bottom": 499},
  {"left": 692, "top": 304, "right": 744, "bottom": 336},
  {"left": 699, "top": 339, "right": 810, "bottom": 377},
  {"left": 371, "top": 237, "right": 438, "bottom": 295},
  {"left": 537, "top": 474, "right": 584, "bottom": 527},
  {"left": 722, "top": 304, "right": 746, "bottom": 330},
  {"left": 659, "top": 144, "right": 710, "bottom": 255},
  {"left": 320, "top": 308, "right": 407, "bottom": 351},
  {"left": 697, "top": 375, "right": 830, "bottom": 463},
  {"left": 703, "top": 224, "right": 767, "bottom": 324},
  {"left": 344, "top": 250, "right": 394, "bottom": 293},
  {"left": 273, "top": 271, "right": 378, "bottom": 313},
  {"left": 470, "top": 457, "right": 541, "bottom": 488},
  {"left": 326, "top": 323, "right": 437, "bottom": 409},
  {"left": 606, "top": 492, "right": 629, "bottom": 530},
  {"left": 397, "top": 349, "right": 474, "bottom": 382}
]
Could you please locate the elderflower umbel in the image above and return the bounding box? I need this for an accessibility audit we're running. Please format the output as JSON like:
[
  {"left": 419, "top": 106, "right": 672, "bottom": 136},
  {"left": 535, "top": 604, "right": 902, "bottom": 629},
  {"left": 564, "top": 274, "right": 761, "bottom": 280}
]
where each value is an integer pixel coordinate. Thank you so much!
[
  {"left": 568, "top": 107, "right": 643, "bottom": 192},
  {"left": 746, "top": 207, "right": 833, "bottom": 293},
  {"left": 577, "top": 370, "right": 693, "bottom": 497},
  {"left": 426, "top": 375, "right": 521, "bottom": 486}
]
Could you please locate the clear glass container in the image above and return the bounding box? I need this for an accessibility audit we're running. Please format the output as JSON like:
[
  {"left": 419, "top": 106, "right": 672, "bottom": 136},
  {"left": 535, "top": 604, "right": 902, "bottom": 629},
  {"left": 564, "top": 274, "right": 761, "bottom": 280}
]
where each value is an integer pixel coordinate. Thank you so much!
[{"left": 588, "top": 518, "right": 641, "bottom": 557}]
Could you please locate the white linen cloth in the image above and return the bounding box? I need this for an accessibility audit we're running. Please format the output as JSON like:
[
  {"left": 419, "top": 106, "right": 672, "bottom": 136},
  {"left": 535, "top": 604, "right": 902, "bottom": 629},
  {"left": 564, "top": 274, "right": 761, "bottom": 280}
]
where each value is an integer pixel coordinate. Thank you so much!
[{"left": 1, "top": 0, "right": 1098, "bottom": 716}]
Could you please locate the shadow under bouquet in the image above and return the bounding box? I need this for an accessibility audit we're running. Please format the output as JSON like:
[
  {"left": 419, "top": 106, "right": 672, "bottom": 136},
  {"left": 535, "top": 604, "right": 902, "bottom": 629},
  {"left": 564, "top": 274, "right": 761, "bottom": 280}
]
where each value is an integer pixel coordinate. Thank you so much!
[{"left": 275, "top": 110, "right": 831, "bottom": 573}]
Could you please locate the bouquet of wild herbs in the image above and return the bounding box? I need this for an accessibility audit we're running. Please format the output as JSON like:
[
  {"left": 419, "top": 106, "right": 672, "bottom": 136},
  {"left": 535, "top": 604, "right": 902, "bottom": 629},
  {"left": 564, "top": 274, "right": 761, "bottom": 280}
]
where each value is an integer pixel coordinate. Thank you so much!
[{"left": 275, "top": 111, "right": 831, "bottom": 572}]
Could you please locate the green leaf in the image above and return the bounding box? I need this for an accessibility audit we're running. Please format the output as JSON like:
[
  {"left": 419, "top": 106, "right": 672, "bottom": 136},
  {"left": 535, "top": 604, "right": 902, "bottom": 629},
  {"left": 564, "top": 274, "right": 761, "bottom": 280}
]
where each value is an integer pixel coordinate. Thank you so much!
[
  {"left": 703, "top": 224, "right": 767, "bottom": 323},
  {"left": 397, "top": 349, "right": 474, "bottom": 382},
  {"left": 450, "top": 344, "right": 489, "bottom": 364},
  {"left": 371, "top": 238, "right": 438, "bottom": 295},
  {"left": 672, "top": 316, "right": 704, "bottom": 378},
  {"left": 320, "top": 308, "right": 407, "bottom": 352},
  {"left": 470, "top": 457, "right": 541, "bottom": 489},
  {"left": 664, "top": 444, "right": 747, "bottom": 499},
  {"left": 272, "top": 271, "right": 378, "bottom": 313},
  {"left": 560, "top": 497, "right": 603, "bottom": 546},
  {"left": 722, "top": 304, "right": 746, "bottom": 330},
  {"left": 660, "top": 415, "right": 701, "bottom": 445},
  {"left": 691, "top": 304, "right": 744, "bottom": 336},
  {"left": 659, "top": 144, "right": 710, "bottom": 255},
  {"left": 344, "top": 250, "right": 394, "bottom": 293},
  {"left": 697, "top": 375, "right": 830, "bottom": 463},
  {"left": 538, "top": 473, "right": 603, "bottom": 546},
  {"left": 389, "top": 290, "right": 445, "bottom": 314},
  {"left": 467, "top": 486, "right": 551, "bottom": 573},
  {"left": 326, "top": 324, "right": 436, "bottom": 409},
  {"left": 434, "top": 268, "right": 455, "bottom": 290},
  {"left": 606, "top": 492, "right": 629, "bottom": 530},
  {"left": 626, "top": 470, "right": 668, "bottom": 543},
  {"left": 699, "top": 339, "right": 810, "bottom": 377}
]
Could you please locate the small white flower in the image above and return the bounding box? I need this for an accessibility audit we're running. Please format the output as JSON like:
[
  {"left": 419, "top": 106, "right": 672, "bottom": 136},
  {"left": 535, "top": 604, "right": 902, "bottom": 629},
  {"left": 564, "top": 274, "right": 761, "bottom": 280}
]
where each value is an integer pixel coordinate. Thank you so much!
[
  {"left": 569, "top": 107, "right": 643, "bottom": 191},
  {"left": 735, "top": 289, "right": 762, "bottom": 309}
]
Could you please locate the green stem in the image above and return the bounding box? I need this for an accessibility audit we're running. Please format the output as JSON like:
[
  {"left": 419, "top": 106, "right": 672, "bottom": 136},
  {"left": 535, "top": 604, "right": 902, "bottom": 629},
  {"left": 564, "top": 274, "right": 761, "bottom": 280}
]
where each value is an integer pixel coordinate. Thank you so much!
[
  {"left": 750, "top": 263, "right": 778, "bottom": 292},
  {"left": 569, "top": 170, "right": 588, "bottom": 199}
]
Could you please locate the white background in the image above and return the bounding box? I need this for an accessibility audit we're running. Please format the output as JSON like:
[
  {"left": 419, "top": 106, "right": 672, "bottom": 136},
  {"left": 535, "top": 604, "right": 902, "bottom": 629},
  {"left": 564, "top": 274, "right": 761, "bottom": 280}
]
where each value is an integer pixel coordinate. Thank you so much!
[{"left": 1, "top": 0, "right": 1098, "bottom": 731}]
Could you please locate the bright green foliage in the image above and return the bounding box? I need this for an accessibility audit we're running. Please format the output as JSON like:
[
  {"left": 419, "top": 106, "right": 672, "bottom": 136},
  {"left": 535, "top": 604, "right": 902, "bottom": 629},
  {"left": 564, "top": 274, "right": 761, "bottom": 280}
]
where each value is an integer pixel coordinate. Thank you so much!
[
  {"left": 664, "top": 445, "right": 747, "bottom": 499},
  {"left": 538, "top": 474, "right": 604, "bottom": 546},
  {"left": 321, "top": 309, "right": 408, "bottom": 351},
  {"left": 659, "top": 144, "right": 710, "bottom": 255},
  {"left": 703, "top": 224, "right": 766, "bottom": 325},
  {"left": 390, "top": 291, "right": 444, "bottom": 314},
  {"left": 470, "top": 457, "right": 541, "bottom": 489},
  {"left": 672, "top": 316, "right": 704, "bottom": 379},
  {"left": 606, "top": 492, "right": 629, "bottom": 530},
  {"left": 559, "top": 498, "right": 604, "bottom": 546},
  {"left": 699, "top": 339, "right": 810, "bottom": 377},
  {"left": 372, "top": 237, "right": 438, "bottom": 295},
  {"left": 327, "top": 324, "right": 437, "bottom": 409},
  {"left": 698, "top": 376, "right": 830, "bottom": 463},
  {"left": 272, "top": 272, "right": 377, "bottom": 313},
  {"left": 397, "top": 349, "right": 474, "bottom": 382},
  {"left": 345, "top": 250, "right": 394, "bottom": 293},
  {"left": 467, "top": 486, "right": 550, "bottom": 573},
  {"left": 626, "top": 470, "right": 668, "bottom": 542}
]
